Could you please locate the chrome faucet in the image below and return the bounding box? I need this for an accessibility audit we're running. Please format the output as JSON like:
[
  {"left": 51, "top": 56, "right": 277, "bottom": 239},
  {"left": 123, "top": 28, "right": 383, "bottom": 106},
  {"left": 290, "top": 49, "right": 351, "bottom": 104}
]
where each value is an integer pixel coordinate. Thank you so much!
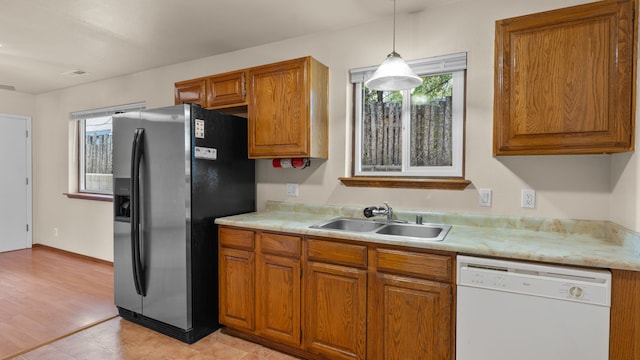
[
  {"left": 363, "top": 202, "right": 405, "bottom": 223},
  {"left": 382, "top": 202, "right": 393, "bottom": 221}
]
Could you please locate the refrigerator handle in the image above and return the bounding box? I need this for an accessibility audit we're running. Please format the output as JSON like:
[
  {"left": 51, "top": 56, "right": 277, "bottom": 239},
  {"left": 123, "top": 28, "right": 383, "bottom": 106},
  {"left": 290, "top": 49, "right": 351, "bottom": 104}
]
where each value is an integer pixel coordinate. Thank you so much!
[{"left": 130, "top": 128, "right": 146, "bottom": 296}]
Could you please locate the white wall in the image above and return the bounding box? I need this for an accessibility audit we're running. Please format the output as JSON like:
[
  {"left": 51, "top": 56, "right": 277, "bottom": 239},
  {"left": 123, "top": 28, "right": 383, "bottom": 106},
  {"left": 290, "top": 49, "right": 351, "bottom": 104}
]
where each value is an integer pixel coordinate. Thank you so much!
[
  {"left": 25, "top": 0, "right": 639, "bottom": 262},
  {"left": 0, "top": 89, "right": 34, "bottom": 116}
]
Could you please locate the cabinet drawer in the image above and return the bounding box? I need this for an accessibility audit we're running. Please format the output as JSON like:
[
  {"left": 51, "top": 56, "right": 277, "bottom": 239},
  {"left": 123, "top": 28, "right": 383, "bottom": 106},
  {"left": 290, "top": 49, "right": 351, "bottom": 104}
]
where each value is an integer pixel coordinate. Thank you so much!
[
  {"left": 219, "top": 227, "right": 255, "bottom": 250},
  {"left": 259, "top": 232, "right": 301, "bottom": 257},
  {"left": 307, "top": 238, "right": 367, "bottom": 268},
  {"left": 206, "top": 70, "right": 246, "bottom": 108},
  {"left": 376, "top": 248, "right": 452, "bottom": 282},
  {"left": 174, "top": 78, "right": 206, "bottom": 107}
]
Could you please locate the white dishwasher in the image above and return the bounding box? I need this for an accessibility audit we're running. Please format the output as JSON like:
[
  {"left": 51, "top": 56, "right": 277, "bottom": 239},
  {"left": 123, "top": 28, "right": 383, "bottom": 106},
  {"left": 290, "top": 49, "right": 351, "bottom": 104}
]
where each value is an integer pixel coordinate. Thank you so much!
[{"left": 456, "top": 255, "right": 611, "bottom": 360}]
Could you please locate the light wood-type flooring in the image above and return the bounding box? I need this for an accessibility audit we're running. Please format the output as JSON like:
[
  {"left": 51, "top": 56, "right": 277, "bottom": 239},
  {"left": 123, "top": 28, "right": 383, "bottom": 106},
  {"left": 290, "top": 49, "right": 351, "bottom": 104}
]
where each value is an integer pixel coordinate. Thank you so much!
[
  {"left": 13, "top": 317, "right": 299, "bottom": 359},
  {"left": 2, "top": 246, "right": 297, "bottom": 360},
  {"left": 0, "top": 246, "right": 117, "bottom": 359}
]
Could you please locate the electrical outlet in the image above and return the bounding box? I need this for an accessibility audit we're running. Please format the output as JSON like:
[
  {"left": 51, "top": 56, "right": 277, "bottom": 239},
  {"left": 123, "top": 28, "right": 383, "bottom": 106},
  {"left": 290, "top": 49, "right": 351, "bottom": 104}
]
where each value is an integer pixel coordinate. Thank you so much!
[
  {"left": 54, "top": 227, "right": 58, "bottom": 237},
  {"left": 521, "top": 189, "right": 535, "bottom": 208},
  {"left": 286, "top": 183, "right": 299, "bottom": 197},
  {"left": 479, "top": 188, "right": 492, "bottom": 207}
]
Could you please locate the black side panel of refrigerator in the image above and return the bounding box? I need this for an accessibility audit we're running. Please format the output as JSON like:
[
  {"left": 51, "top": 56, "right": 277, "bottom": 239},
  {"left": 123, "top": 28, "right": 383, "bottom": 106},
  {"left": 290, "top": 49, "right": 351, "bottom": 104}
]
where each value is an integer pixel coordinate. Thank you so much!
[{"left": 189, "top": 105, "right": 256, "bottom": 342}]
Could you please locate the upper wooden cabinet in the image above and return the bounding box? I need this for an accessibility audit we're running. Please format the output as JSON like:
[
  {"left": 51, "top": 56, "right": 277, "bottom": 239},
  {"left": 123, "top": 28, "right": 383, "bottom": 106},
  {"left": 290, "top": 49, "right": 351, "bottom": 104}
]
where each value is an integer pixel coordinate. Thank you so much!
[
  {"left": 174, "top": 56, "right": 329, "bottom": 159},
  {"left": 248, "top": 57, "right": 329, "bottom": 159},
  {"left": 174, "top": 78, "right": 206, "bottom": 107},
  {"left": 206, "top": 70, "right": 247, "bottom": 109},
  {"left": 174, "top": 70, "right": 247, "bottom": 110},
  {"left": 493, "top": 0, "right": 636, "bottom": 155}
]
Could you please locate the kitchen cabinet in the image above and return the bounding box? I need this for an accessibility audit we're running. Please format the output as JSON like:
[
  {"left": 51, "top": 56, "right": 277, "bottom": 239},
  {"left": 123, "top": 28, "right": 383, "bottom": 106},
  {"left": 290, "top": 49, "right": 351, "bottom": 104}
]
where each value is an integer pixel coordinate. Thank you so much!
[
  {"left": 219, "top": 227, "right": 304, "bottom": 353},
  {"left": 493, "top": 0, "right": 636, "bottom": 155},
  {"left": 247, "top": 56, "right": 328, "bottom": 159},
  {"left": 174, "top": 78, "right": 206, "bottom": 107},
  {"left": 206, "top": 70, "right": 247, "bottom": 109},
  {"left": 218, "top": 227, "right": 255, "bottom": 331},
  {"left": 218, "top": 225, "right": 454, "bottom": 360},
  {"left": 305, "top": 239, "right": 368, "bottom": 360},
  {"left": 610, "top": 269, "right": 640, "bottom": 360},
  {"left": 368, "top": 248, "right": 453, "bottom": 360},
  {"left": 174, "top": 70, "right": 247, "bottom": 112},
  {"left": 175, "top": 56, "right": 329, "bottom": 159},
  {"left": 255, "top": 232, "right": 302, "bottom": 347}
]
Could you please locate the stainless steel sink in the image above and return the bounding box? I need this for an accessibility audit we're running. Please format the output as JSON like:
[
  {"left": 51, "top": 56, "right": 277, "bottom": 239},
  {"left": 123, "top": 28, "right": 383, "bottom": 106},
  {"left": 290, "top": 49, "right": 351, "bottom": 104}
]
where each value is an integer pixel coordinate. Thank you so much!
[
  {"left": 310, "top": 217, "right": 386, "bottom": 232},
  {"left": 375, "top": 223, "right": 451, "bottom": 241},
  {"left": 310, "top": 217, "right": 451, "bottom": 241}
]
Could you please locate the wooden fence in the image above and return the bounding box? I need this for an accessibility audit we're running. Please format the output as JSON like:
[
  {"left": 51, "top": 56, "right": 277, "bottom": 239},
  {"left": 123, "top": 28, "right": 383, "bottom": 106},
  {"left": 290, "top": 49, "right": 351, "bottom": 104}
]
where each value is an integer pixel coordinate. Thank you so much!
[
  {"left": 85, "top": 132, "right": 112, "bottom": 174},
  {"left": 361, "top": 97, "right": 452, "bottom": 171}
]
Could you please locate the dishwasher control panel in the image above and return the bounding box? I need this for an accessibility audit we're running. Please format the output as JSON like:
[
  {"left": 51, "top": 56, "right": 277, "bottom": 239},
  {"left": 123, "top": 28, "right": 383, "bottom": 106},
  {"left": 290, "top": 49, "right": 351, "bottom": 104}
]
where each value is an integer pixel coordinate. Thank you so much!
[{"left": 457, "top": 255, "right": 611, "bottom": 306}]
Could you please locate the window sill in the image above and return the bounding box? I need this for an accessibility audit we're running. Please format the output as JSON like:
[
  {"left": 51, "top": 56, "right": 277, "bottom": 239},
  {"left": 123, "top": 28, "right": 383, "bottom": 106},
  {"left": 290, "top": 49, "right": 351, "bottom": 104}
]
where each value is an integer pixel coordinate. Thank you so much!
[
  {"left": 64, "top": 193, "right": 113, "bottom": 202},
  {"left": 339, "top": 177, "right": 471, "bottom": 190}
]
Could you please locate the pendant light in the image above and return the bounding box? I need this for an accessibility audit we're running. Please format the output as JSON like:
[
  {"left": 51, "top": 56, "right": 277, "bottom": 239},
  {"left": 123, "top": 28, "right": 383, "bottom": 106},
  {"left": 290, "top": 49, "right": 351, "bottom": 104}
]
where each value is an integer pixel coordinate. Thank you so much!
[{"left": 365, "top": 0, "right": 422, "bottom": 91}]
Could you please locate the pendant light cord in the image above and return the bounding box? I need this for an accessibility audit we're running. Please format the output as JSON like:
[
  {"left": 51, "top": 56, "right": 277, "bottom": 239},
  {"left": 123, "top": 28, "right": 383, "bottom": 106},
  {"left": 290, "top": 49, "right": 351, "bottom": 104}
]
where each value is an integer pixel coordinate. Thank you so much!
[{"left": 392, "top": 0, "right": 397, "bottom": 53}]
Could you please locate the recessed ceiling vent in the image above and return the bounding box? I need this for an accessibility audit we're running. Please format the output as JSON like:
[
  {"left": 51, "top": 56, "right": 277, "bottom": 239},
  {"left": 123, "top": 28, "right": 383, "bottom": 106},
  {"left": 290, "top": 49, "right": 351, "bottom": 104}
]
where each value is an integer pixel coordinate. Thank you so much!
[
  {"left": 61, "top": 70, "right": 89, "bottom": 77},
  {"left": 0, "top": 84, "right": 16, "bottom": 91}
]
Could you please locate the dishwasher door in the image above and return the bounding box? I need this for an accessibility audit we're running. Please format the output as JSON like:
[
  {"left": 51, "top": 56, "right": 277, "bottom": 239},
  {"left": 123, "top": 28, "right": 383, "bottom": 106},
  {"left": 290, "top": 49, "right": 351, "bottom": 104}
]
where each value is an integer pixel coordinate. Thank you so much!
[{"left": 456, "top": 255, "right": 611, "bottom": 360}]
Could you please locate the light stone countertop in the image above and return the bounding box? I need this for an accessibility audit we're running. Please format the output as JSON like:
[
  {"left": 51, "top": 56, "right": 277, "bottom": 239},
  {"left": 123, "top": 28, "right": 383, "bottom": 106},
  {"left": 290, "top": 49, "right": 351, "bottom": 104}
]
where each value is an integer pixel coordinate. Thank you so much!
[{"left": 215, "top": 201, "right": 640, "bottom": 271}]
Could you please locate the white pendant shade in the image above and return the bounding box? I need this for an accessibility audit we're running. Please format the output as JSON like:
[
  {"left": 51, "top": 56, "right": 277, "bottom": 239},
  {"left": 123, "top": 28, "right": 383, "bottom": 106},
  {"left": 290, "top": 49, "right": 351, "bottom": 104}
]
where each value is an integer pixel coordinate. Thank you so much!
[
  {"left": 365, "top": 52, "right": 422, "bottom": 91},
  {"left": 365, "top": 0, "right": 423, "bottom": 91}
]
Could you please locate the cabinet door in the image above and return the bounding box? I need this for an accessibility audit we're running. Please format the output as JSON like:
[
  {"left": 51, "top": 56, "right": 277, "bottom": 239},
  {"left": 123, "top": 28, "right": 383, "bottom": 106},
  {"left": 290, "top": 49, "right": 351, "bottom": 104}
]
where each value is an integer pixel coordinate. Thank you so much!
[
  {"left": 248, "top": 58, "right": 308, "bottom": 158},
  {"left": 207, "top": 71, "right": 246, "bottom": 108},
  {"left": 256, "top": 253, "right": 301, "bottom": 346},
  {"left": 493, "top": 0, "right": 635, "bottom": 155},
  {"left": 174, "top": 78, "right": 206, "bottom": 107},
  {"left": 219, "top": 247, "right": 255, "bottom": 331},
  {"left": 369, "top": 274, "right": 452, "bottom": 360},
  {"left": 305, "top": 261, "right": 367, "bottom": 360}
]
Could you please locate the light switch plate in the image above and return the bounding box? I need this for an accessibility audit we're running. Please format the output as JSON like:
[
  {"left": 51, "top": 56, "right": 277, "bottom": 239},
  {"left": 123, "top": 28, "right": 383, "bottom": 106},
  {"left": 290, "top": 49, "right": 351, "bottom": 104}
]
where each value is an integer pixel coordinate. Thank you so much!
[
  {"left": 479, "top": 188, "right": 492, "bottom": 207},
  {"left": 286, "top": 183, "right": 299, "bottom": 197}
]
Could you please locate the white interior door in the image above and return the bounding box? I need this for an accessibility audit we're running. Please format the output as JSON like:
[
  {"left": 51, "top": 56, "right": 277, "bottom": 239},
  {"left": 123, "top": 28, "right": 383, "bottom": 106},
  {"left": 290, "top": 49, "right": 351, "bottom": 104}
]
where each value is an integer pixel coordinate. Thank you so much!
[{"left": 0, "top": 113, "right": 31, "bottom": 252}]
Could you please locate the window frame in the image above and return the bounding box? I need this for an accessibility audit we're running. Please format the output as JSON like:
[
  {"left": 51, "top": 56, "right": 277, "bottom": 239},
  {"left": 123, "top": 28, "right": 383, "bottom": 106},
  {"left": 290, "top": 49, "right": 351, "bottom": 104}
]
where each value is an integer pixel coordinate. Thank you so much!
[
  {"left": 338, "top": 52, "right": 471, "bottom": 190},
  {"left": 78, "top": 116, "right": 113, "bottom": 195},
  {"left": 354, "top": 70, "right": 465, "bottom": 177},
  {"left": 66, "top": 102, "right": 145, "bottom": 201}
]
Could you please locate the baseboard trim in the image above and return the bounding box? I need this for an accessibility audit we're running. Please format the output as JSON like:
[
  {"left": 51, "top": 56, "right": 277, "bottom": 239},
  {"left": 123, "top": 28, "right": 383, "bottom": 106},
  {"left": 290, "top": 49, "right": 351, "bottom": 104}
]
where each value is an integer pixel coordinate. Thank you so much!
[{"left": 32, "top": 244, "right": 113, "bottom": 266}]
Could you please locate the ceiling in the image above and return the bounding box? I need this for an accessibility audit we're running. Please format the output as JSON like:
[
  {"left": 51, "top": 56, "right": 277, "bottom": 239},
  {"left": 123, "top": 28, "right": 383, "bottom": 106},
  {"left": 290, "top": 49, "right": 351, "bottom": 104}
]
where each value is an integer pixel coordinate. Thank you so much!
[{"left": 0, "top": 0, "right": 459, "bottom": 95}]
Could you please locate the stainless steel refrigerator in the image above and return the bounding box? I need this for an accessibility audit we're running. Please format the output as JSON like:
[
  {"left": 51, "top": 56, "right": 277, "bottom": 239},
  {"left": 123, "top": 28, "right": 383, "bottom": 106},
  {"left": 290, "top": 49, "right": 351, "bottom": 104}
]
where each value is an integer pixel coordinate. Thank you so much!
[{"left": 112, "top": 104, "right": 255, "bottom": 343}]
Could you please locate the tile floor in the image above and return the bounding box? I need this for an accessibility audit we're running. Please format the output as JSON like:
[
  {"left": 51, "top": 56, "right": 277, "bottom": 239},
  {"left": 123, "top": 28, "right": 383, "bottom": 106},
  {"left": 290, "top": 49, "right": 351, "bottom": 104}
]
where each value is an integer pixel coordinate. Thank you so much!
[{"left": 11, "top": 317, "right": 299, "bottom": 360}]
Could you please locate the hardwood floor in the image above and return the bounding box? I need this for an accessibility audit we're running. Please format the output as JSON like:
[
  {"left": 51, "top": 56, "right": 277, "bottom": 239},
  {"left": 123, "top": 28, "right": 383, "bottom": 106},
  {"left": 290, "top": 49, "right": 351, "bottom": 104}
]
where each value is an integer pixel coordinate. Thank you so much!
[
  {"left": 1, "top": 246, "right": 297, "bottom": 359},
  {"left": 0, "top": 246, "right": 117, "bottom": 359}
]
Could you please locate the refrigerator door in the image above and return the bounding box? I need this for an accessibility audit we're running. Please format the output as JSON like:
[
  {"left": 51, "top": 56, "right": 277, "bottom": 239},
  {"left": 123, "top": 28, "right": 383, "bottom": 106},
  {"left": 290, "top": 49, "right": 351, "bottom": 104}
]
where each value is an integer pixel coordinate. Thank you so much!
[
  {"left": 113, "top": 112, "right": 143, "bottom": 315},
  {"left": 138, "top": 105, "right": 191, "bottom": 330}
]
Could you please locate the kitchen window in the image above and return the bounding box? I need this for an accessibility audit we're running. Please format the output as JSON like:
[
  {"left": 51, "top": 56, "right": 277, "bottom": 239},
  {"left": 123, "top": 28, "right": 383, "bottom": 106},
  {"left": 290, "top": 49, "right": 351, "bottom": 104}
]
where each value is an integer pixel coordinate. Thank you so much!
[
  {"left": 343, "top": 52, "right": 469, "bottom": 189},
  {"left": 68, "top": 102, "right": 145, "bottom": 200}
]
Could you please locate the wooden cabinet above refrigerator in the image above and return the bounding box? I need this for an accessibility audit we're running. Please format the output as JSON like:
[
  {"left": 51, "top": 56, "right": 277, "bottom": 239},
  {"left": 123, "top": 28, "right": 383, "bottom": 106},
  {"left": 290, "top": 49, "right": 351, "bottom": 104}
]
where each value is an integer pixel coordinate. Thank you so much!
[{"left": 175, "top": 56, "right": 329, "bottom": 159}]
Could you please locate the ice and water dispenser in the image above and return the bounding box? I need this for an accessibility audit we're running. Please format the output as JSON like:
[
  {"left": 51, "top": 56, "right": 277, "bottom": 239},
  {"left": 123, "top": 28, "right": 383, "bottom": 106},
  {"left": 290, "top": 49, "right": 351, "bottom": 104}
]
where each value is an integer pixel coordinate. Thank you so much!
[{"left": 114, "top": 178, "right": 130, "bottom": 222}]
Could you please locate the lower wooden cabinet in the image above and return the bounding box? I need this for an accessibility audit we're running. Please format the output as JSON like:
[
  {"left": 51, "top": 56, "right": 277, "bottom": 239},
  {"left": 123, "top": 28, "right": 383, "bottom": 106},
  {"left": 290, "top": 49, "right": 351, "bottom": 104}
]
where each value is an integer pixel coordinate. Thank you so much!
[
  {"left": 218, "top": 230, "right": 255, "bottom": 331},
  {"left": 305, "top": 261, "right": 368, "bottom": 360},
  {"left": 370, "top": 274, "right": 451, "bottom": 360},
  {"left": 255, "top": 232, "right": 302, "bottom": 347},
  {"left": 218, "top": 226, "right": 454, "bottom": 360}
]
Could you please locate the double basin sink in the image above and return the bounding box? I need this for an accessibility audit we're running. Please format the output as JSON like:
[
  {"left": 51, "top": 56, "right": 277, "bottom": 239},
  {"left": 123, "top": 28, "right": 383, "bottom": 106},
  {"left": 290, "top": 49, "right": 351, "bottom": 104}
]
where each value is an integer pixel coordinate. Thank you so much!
[{"left": 310, "top": 217, "right": 451, "bottom": 242}]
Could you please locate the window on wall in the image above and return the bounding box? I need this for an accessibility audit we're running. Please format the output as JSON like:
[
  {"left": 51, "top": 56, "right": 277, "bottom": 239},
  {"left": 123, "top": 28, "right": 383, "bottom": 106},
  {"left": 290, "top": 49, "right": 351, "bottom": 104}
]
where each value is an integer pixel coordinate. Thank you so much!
[
  {"left": 70, "top": 102, "right": 145, "bottom": 198},
  {"left": 345, "top": 52, "right": 469, "bottom": 189},
  {"left": 79, "top": 116, "right": 113, "bottom": 194}
]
